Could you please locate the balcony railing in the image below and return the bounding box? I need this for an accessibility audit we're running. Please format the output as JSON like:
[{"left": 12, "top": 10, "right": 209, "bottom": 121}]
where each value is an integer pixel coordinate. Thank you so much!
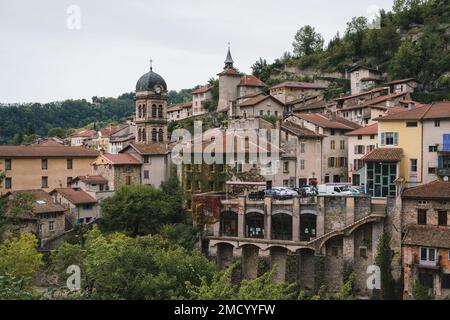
[{"left": 437, "top": 144, "right": 450, "bottom": 153}]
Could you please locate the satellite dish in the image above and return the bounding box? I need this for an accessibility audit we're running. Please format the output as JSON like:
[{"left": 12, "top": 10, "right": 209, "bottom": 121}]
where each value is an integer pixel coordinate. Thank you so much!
[{"left": 444, "top": 176, "right": 449, "bottom": 182}]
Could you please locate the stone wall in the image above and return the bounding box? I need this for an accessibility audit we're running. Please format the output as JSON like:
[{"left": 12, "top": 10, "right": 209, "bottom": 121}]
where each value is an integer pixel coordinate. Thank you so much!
[
  {"left": 355, "top": 196, "right": 372, "bottom": 220},
  {"left": 324, "top": 197, "right": 346, "bottom": 233}
]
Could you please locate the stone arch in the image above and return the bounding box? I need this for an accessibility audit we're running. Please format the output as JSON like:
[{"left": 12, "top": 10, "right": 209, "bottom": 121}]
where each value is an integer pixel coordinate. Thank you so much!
[
  {"left": 300, "top": 212, "right": 317, "bottom": 241},
  {"left": 245, "top": 211, "right": 264, "bottom": 239},
  {"left": 220, "top": 210, "right": 238, "bottom": 237},
  {"left": 272, "top": 209, "right": 293, "bottom": 216},
  {"left": 272, "top": 212, "right": 292, "bottom": 241},
  {"left": 300, "top": 209, "right": 317, "bottom": 215},
  {"left": 245, "top": 208, "right": 264, "bottom": 215}
]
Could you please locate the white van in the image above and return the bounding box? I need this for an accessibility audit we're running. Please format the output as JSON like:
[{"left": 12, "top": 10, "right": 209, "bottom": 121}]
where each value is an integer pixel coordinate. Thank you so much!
[{"left": 318, "top": 184, "right": 354, "bottom": 196}]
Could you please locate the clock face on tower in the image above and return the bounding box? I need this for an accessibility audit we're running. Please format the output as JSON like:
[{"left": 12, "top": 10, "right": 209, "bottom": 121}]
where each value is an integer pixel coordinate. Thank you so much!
[{"left": 154, "top": 85, "right": 162, "bottom": 94}]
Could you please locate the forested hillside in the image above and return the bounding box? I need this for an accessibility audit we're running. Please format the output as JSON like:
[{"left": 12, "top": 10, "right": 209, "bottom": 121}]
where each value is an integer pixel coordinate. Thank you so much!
[
  {"left": 252, "top": 0, "right": 450, "bottom": 100},
  {"left": 0, "top": 93, "right": 136, "bottom": 145}
]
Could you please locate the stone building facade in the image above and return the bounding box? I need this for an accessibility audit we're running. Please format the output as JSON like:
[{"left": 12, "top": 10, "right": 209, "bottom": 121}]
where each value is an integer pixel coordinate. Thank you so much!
[{"left": 203, "top": 193, "right": 397, "bottom": 297}]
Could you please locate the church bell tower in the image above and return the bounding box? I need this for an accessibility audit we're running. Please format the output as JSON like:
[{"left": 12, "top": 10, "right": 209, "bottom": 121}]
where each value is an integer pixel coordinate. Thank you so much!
[{"left": 134, "top": 61, "right": 168, "bottom": 145}]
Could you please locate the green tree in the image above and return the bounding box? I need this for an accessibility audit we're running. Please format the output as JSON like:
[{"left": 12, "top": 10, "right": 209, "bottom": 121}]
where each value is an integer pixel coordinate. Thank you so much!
[
  {"left": 49, "top": 242, "right": 85, "bottom": 286},
  {"left": 412, "top": 280, "right": 432, "bottom": 300},
  {"left": 47, "top": 127, "right": 67, "bottom": 138},
  {"left": 0, "top": 275, "right": 33, "bottom": 300},
  {"left": 292, "top": 25, "right": 324, "bottom": 57},
  {"left": 0, "top": 233, "right": 43, "bottom": 285},
  {"left": 375, "top": 233, "right": 397, "bottom": 299},
  {"left": 100, "top": 185, "right": 174, "bottom": 236},
  {"left": 81, "top": 227, "right": 215, "bottom": 299},
  {"left": 389, "top": 41, "right": 422, "bottom": 79},
  {"left": 251, "top": 58, "right": 272, "bottom": 83}
]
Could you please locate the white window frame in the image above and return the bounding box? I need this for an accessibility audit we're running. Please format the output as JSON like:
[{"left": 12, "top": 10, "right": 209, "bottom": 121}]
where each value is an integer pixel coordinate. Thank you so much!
[{"left": 420, "top": 247, "right": 437, "bottom": 266}]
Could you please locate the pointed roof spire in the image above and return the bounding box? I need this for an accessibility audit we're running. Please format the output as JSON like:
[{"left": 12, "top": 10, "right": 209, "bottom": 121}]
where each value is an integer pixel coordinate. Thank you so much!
[
  {"left": 149, "top": 59, "right": 153, "bottom": 72},
  {"left": 224, "top": 42, "right": 234, "bottom": 69}
]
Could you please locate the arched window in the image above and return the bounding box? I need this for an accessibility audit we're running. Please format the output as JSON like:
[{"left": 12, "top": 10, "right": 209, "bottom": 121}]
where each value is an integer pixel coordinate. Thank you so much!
[
  {"left": 142, "top": 128, "right": 146, "bottom": 142},
  {"left": 152, "top": 104, "right": 157, "bottom": 118},
  {"left": 142, "top": 104, "right": 147, "bottom": 118},
  {"left": 138, "top": 128, "right": 142, "bottom": 142},
  {"left": 138, "top": 105, "right": 142, "bottom": 118},
  {"left": 158, "top": 128, "right": 164, "bottom": 142},
  {"left": 152, "top": 128, "right": 157, "bottom": 142},
  {"left": 158, "top": 105, "right": 163, "bottom": 118}
]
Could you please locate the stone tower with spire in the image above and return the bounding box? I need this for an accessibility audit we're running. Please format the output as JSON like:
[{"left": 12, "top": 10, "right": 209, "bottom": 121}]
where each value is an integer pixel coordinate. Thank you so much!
[{"left": 217, "top": 45, "right": 241, "bottom": 114}]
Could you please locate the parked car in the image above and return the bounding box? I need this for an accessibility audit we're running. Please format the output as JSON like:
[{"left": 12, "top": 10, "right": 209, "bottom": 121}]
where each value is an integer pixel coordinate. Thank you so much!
[
  {"left": 265, "top": 187, "right": 297, "bottom": 199},
  {"left": 300, "top": 185, "right": 318, "bottom": 196},
  {"left": 318, "top": 184, "right": 354, "bottom": 196},
  {"left": 248, "top": 191, "right": 265, "bottom": 200}
]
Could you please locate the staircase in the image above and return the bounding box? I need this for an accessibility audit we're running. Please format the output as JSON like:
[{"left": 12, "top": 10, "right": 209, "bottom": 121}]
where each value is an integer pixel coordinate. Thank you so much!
[{"left": 308, "top": 205, "right": 386, "bottom": 251}]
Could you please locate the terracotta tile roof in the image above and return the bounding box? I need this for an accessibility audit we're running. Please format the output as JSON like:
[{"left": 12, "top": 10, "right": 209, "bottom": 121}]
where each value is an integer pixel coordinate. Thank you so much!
[
  {"left": 168, "top": 105, "right": 183, "bottom": 112},
  {"left": 100, "top": 153, "right": 141, "bottom": 165},
  {"left": 333, "top": 87, "right": 387, "bottom": 102},
  {"left": 422, "top": 101, "right": 450, "bottom": 119},
  {"left": 192, "top": 86, "right": 211, "bottom": 94},
  {"left": 110, "top": 133, "right": 135, "bottom": 143},
  {"left": 270, "top": 81, "right": 327, "bottom": 90},
  {"left": 239, "top": 95, "right": 283, "bottom": 108},
  {"left": 293, "top": 113, "right": 362, "bottom": 130},
  {"left": 386, "top": 107, "right": 409, "bottom": 115},
  {"left": 52, "top": 188, "right": 97, "bottom": 205},
  {"left": 403, "top": 225, "right": 450, "bottom": 249},
  {"left": 281, "top": 121, "right": 324, "bottom": 138},
  {"left": 387, "top": 78, "right": 419, "bottom": 85},
  {"left": 346, "top": 123, "right": 378, "bottom": 136},
  {"left": 72, "top": 175, "right": 108, "bottom": 185},
  {"left": 293, "top": 100, "right": 329, "bottom": 112},
  {"left": 402, "top": 180, "right": 450, "bottom": 200},
  {"left": 362, "top": 148, "right": 403, "bottom": 162},
  {"left": 70, "top": 129, "right": 97, "bottom": 138},
  {"left": 125, "top": 143, "right": 169, "bottom": 155},
  {"left": 36, "top": 140, "right": 65, "bottom": 147},
  {"left": 0, "top": 146, "right": 99, "bottom": 158},
  {"left": 100, "top": 125, "right": 126, "bottom": 138},
  {"left": 217, "top": 68, "right": 240, "bottom": 76},
  {"left": 239, "top": 75, "right": 265, "bottom": 87},
  {"left": 374, "top": 104, "right": 432, "bottom": 121},
  {"left": 5, "top": 190, "right": 66, "bottom": 217},
  {"left": 184, "top": 128, "right": 283, "bottom": 155},
  {"left": 341, "top": 93, "right": 407, "bottom": 111},
  {"left": 182, "top": 101, "right": 193, "bottom": 108}
]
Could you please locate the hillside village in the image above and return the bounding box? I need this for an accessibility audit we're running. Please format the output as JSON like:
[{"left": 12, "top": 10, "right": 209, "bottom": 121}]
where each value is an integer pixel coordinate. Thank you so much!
[{"left": 0, "top": 0, "right": 450, "bottom": 301}]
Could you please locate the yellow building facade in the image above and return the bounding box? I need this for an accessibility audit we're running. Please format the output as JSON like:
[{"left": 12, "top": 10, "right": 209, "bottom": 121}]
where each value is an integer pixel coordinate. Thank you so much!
[{"left": 377, "top": 119, "right": 423, "bottom": 185}]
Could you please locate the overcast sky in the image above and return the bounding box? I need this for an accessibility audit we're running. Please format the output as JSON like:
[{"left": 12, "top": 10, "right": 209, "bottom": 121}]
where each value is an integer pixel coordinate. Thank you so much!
[{"left": 0, "top": 0, "right": 394, "bottom": 103}]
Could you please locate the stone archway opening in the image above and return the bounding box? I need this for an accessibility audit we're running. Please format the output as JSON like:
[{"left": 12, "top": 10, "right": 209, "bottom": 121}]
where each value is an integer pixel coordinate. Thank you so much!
[
  {"left": 245, "top": 212, "right": 264, "bottom": 239},
  {"left": 220, "top": 211, "right": 238, "bottom": 237},
  {"left": 300, "top": 213, "right": 317, "bottom": 241},
  {"left": 272, "top": 213, "right": 292, "bottom": 240}
]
